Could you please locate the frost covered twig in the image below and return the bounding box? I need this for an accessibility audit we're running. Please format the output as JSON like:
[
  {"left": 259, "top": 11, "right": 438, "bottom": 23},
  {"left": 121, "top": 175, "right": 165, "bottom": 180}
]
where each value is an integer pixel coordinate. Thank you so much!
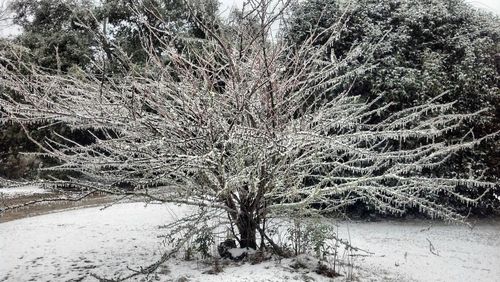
[
  {"left": 0, "top": 190, "right": 96, "bottom": 213},
  {"left": 426, "top": 238, "right": 439, "bottom": 256}
]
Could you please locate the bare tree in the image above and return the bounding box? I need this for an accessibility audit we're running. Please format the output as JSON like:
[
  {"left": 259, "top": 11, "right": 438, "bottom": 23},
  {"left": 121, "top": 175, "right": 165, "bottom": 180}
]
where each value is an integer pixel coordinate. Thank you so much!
[{"left": 0, "top": 0, "right": 497, "bottom": 278}]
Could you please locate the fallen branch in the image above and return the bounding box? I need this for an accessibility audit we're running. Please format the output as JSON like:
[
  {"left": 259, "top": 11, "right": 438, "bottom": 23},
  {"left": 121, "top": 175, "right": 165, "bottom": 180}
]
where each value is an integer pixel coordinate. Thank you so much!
[
  {"left": 0, "top": 191, "right": 97, "bottom": 213},
  {"left": 426, "top": 238, "right": 439, "bottom": 256}
]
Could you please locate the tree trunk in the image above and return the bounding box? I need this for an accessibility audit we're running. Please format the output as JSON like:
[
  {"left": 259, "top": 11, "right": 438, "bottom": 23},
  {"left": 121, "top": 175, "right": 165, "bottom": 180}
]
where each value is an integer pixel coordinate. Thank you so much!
[{"left": 236, "top": 211, "right": 258, "bottom": 249}]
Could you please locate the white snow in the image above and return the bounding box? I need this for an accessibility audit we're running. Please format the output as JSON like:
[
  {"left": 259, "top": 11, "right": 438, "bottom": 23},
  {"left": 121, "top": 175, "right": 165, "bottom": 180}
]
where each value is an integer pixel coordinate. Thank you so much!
[
  {"left": 227, "top": 248, "right": 257, "bottom": 258},
  {"left": 338, "top": 220, "right": 500, "bottom": 281},
  {"left": 0, "top": 203, "right": 499, "bottom": 281},
  {"left": 0, "top": 185, "right": 48, "bottom": 198}
]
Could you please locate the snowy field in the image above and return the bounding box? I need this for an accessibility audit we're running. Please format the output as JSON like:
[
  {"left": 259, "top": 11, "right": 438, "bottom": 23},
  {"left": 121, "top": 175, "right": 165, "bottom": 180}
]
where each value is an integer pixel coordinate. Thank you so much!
[{"left": 0, "top": 203, "right": 499, "bottom": 282}]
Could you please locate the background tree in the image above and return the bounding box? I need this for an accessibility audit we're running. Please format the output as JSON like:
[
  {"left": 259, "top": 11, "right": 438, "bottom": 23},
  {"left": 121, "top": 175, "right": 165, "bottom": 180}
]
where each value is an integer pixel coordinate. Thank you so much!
[
  {"left": 10, "top": 0, "right": 99, "bottom": 71},
  {"left": 93, "top": 0, "right": 220, "bottom": 69},
  {"left": 284, "top": 0, "right": 500, "bottom": 215}
]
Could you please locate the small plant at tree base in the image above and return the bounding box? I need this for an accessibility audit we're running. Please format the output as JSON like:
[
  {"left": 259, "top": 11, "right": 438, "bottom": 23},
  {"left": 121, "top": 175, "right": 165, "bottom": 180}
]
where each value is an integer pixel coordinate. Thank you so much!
[
  {"left": 194, "top": 225, "right": 214, "bottom": 259},
  {"left": 309, "top": 222, "right": 336, "bottom": 261},
  {"left": 287, "top": 218, "right": 336, "bottom": 260}
]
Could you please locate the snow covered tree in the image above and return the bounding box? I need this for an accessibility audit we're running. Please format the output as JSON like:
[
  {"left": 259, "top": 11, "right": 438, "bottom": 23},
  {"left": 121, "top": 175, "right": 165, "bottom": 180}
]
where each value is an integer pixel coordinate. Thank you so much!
[
  {"left": 285, "top": 0, "right": 500, "bottom": 214},
  {"left": 93, "top": 0, "right": 220, "bottom": 68},
  {"left": 9, "top": 0, "right": 99, "bottom": 71},
  {"left": 0, "top": 0, "right": 217, "bottom": 179},
  {"left": 0, "top": 0, "right": 498, "bottom": 277}
]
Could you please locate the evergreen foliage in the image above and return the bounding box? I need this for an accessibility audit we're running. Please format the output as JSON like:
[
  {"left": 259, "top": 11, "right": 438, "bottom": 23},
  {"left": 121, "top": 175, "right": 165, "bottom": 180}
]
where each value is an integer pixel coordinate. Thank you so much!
[{"left": 284, "top": 0, "right": 500, "bottom": 214}]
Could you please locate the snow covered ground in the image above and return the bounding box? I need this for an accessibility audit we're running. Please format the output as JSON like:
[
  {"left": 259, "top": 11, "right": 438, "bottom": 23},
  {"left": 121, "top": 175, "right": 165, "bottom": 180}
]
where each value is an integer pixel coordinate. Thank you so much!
[
  {"left": 342, "top": 220, "right": 500, "bottom": 281},
  {"left": 0, "top": 203, "right": 499, "bottom": 281},
  {"left": 0, "top": 185, "right": 48, "bottom": 198}
]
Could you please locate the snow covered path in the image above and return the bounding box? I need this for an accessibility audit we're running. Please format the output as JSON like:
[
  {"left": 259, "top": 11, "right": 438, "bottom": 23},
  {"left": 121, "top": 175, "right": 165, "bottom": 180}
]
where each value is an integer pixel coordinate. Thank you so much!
[{"left": 0, "top": 203, "right": 499, "bottom": 281}]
